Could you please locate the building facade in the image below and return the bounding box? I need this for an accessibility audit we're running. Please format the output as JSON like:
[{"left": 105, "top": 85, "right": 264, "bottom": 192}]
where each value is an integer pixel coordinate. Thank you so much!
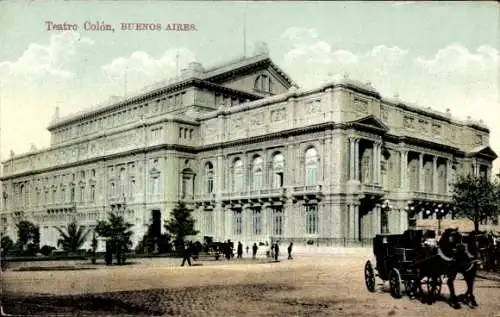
[{"left": 1, "top": 42, "right": 497, "bottom": 249}]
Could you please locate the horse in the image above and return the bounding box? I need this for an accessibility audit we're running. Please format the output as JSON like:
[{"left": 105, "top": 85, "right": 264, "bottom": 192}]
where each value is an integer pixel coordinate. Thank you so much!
[
  {"left": 413, "top": 228, "right": 481, "bottom": 308},
  {"left": 438, "top": 228, "right": 481, "bottom": 309}
]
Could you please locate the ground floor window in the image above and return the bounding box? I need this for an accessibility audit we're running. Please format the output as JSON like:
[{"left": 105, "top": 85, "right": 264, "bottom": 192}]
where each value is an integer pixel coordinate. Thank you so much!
[
  {"left": 305, "top": 205, "right": 318, "bottom": 235},
  {"left": 252, "top": 208, "right": 261, "bottom": 235},
  {"left": 272, "top": 207, "right": 283, "bottom": 236},
  {"left": 233, "top": 210, "right": 242, "bottom": 235},
  {"left": 204, "top": 210, "right": 214, "bottom": 234}
]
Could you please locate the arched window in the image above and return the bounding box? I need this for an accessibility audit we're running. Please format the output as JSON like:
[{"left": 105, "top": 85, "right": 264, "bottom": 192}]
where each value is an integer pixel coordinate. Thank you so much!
[
  {"left": 252, "top": 156, "right": 263, "bottom": 190},
  {"left": 272, "top": 153, "right": 284, "bottom": 189},
  {"left": 233, "top": 159, "right": 244, "bottom": 192},
  {"left": 305, "top": 148, "right": 318, "bottom": 186},
  {"left": 205, "top": 162, "right": 214, "bottom": 194}
]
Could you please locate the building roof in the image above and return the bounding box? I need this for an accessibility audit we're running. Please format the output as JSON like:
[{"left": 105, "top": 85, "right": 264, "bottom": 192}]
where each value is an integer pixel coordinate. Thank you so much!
[{"left": 48, "top": 49, "right": 297, "bottom": 130}]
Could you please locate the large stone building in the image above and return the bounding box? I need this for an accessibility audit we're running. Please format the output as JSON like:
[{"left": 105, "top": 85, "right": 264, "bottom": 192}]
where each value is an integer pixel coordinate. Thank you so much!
[{"left": 0, "top": 42, "right": 497, "bottom": 249}]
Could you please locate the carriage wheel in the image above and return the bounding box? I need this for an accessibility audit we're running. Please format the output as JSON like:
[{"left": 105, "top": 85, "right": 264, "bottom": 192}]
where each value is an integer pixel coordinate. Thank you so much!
[
  {"left": 364, "top": 260, "right": 376, "bottom": 293},
  {"left": 389, "top": 268, "right": 402, "bottom": 299}
]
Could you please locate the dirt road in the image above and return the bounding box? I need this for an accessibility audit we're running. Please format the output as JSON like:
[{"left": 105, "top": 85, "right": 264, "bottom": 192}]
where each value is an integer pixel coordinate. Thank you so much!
[{"left": 2, "top": 252, "right": 499, "bottom": 316}]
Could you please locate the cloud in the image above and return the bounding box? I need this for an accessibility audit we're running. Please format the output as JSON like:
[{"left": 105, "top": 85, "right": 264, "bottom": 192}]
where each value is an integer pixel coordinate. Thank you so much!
[
  {"left": 0, "top": 31, "right": 94, "bottom": 79},
  {"left": 101, "top": 48, "right": 196, "bottom": 93},
  {"left": 280, "top": 28, "right": 500, "bottom": 172},
  {"left": 280, "top": 27, "right": 318, "bottom": 42}
]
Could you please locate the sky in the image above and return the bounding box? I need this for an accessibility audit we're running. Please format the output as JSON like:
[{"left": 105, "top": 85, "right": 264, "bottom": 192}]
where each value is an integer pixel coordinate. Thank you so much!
[{"left": 0, "top": 1, "right": 499, "bottom": 173}]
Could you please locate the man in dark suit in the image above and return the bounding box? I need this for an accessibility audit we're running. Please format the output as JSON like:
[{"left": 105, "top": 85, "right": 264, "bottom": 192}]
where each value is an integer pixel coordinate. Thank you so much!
[
  {"left": 274, "top": 243, "right": 279, "bottom": 261},
  {"left": 287, "top": 242, "right": 293, "bottom": 260},
  {"left": 181, "top": 242, "right": 192, "bottom": 267}
]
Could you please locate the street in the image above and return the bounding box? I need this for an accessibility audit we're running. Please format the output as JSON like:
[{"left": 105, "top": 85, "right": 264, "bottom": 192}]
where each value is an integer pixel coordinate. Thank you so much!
[{"left": 2, "top": 251, "right": 500, "bottom": 316}]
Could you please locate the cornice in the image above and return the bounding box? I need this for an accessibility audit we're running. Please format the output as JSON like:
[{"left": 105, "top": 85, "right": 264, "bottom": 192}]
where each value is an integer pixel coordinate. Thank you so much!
[{"left": 0, "top": 144, "right": 197, "bottom": 181}]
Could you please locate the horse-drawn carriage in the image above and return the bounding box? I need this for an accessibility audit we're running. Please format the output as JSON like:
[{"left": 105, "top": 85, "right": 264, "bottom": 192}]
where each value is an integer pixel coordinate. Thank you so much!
[{"left": 364, "top": 229, "right": 443, "bottom": 299}]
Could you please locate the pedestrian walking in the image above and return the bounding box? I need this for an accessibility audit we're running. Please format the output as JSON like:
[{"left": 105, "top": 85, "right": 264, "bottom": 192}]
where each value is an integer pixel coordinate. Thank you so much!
[
  {"left": 274, "top": 243, "right": 279, "bottom": 261},
  {"left": 246, "top": 245, "right": 249, "bottom": 255},
  {"left": 287, "top": 242, "right": 293, "bottom": 260},
  {"left": 237, "top": 241, "right": 243, "bottom": 259},
  {"left": 252, "top": 243, "right": 258, "bottom": 259},
  {"left": 181, "top": 242, "right": 192, "bottom": 267}
]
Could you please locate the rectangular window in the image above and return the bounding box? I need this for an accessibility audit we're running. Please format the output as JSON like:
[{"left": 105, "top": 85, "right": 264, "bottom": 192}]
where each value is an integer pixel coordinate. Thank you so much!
[
  {"left": 204, "top": 210, "right": 214, "bottom": 234},
  {"left": 252, "top": 209, "right": 261, "bottom": 235},
  {"left": 207, "top": 178, "right": 214, "bottom": 194},
  {"left": 233, "top": 210, "right": 243, "bottom": 235},
  {"left": 70, "top": 187, "right": 75, "bottom": 202},
  {"left": 305, "top": 205, "right": 319, "bottom": 235},
  {"left": 153, "top": 177, "right": 160, "bottom": 195},
  {"left": 273, "top": 173, "right": 284, "bottom": 189},
  {"left": 252, "top": 174, "right": 263, "bottom": 190},
  {"left": 306, "top": 167, "right": 317, "bottom": 186},
  {"left": 272, "top": 207, "right": 283, "bottom": 236},
  {"left": 233, "top": 175, "right": 244, "bottom": 192},
  {"left": 129, "top": 179, "right": 135, "bottom": 197},
  {"left": 90, "top": 185, "right": 95, "bottom": 201}
]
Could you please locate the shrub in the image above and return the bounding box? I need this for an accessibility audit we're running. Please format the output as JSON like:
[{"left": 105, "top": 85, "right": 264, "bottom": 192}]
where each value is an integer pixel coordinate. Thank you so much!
[{"left": 40, "top": 245, "right": 56, "bottom": 256}]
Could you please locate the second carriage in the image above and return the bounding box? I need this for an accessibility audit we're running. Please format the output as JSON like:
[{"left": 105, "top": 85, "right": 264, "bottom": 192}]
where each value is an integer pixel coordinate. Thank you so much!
[{"left": 364, "top": 229, "right": 443, "bottom": 299}]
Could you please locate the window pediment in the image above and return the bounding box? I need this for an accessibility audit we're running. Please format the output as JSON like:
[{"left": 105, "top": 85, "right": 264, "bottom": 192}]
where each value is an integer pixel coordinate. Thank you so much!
[
  {"left": 468, "top": 145, "right": 498, "bottom": 160},
  {"left": 351, "top": 115, "right": 389, "bottom": 133}
]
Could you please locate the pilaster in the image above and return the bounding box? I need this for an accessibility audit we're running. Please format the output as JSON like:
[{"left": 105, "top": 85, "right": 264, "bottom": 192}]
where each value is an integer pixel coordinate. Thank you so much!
[
  {"left": 418, "top": 154, "right": 424, "bottom": 192},
  {"left": 432, "top": 156, "right": 438, "bottom": 193}
]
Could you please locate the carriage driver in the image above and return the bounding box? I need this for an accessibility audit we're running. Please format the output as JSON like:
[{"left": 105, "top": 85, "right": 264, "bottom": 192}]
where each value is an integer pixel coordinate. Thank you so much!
[{"left": 423, "top": 230, "right": 438, "bottom": 249}]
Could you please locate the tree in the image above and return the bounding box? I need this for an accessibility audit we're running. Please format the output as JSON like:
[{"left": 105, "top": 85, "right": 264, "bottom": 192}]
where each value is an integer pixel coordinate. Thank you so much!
[
  {"left": 55, "top": 220, "right": 91, "bottom": 253},
  {"left": 95, "top": 212, "right": 134, "bottom": 265},
  {"left": 90, "top": 231, "right": 98, "bottom": 264},
  {"left": 164, "top": 202, "right": 198, "bottom": 251},
  {"left": 15, "top": 220, "right": 40, "bottom": 255},
  {"left": 1, "top": 235, "right": 14, "bottom": 257},
  {"left": 452, "top": 174, "right": 500, "bottom": 232}
]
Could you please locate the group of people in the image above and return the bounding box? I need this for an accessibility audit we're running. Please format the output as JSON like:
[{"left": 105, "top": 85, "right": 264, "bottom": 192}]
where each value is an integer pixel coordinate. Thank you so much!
[{"left": 181, "top": 240, "right": 295, "bottom": 266}]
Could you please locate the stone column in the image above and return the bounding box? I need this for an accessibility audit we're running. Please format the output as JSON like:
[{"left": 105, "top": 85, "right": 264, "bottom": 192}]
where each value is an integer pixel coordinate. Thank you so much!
[
  {"left": 319, "top": 138, "right": 325, "bottom": 185},
  {"left": 286, "top": 142, "right": 295, "bottom": 188},
  {"left": 354, "top": 139, "right": 360, "bottom": 181},
  {"left": 324, "top": 134, "right": 332, "bottom": 186},
  {"left": 349, "top": 138, "right": 355, "bottom": 180},
  {"left": 373, "top": 142, "right": 381, "bottom": 185},
  {"left": 399, "top": 208, "right": 408, "bottom": 233},
  {"left": 445, "top": 159, "right": 451, "bottom": 194},
  {"left": 432, "top": 156, "right": 438, "bottom": 193},
  {"left": 354, "top": 203, "right": 359, "bottom": 240},
  {"left": 216, "top": 154, "right": 224, "bottom": 197},
  {"left": 419, "top": 154, "right": 424, "bottom": 192},
  {"left": 399, "top": 150, "right": 408, "bottom": 189}
]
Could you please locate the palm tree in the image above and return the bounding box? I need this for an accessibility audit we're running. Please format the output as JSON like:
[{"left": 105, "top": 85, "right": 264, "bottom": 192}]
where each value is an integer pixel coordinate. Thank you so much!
[{"left": 55, "top": 220, "right": 91, "bottom": 253}]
